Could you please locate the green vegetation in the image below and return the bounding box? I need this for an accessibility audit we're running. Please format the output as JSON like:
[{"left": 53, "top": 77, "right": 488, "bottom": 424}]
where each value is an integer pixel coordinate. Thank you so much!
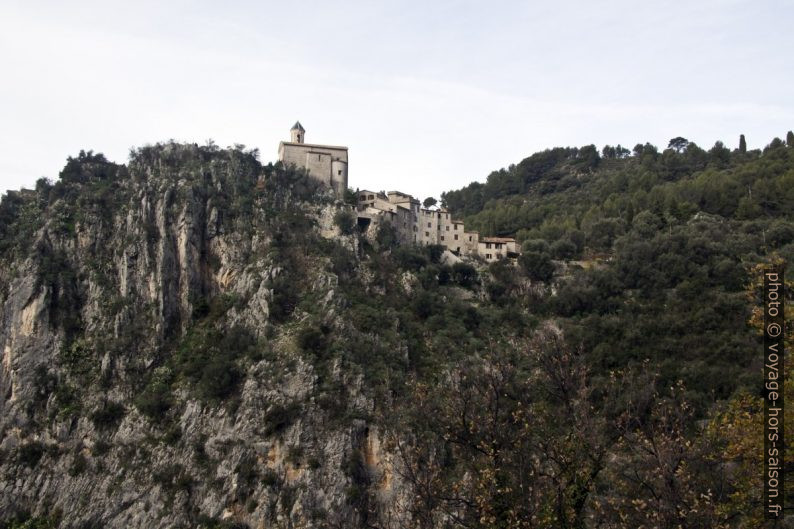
[
  {"left": 89, "top": 401, "right": 126, "bottom": 429},
  {"left": 16, "top": 442, "right": 45, "bottom": 467},
  {"left": 333, "top": 208, "right": 357, "bottom": 235},
  {"left": 441, "top": 135, "right": 794, "bottom": 406},
  {"left": 0, "top": 514, "right": 60, "bottom": 529}
]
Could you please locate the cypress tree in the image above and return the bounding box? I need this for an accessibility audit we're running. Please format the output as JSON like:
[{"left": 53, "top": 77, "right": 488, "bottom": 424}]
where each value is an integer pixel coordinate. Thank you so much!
[
  {"left": 739, "top": 134, "right": 747, "bottom": 153},
  {"left": 787, "top": 130, "right": 794, "bottom": 147}
]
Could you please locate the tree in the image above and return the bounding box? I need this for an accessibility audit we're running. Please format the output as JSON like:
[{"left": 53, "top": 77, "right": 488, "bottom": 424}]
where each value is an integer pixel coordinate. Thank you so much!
[
  {"left": 739, "top": 133, "right": 747, "bottom": 153},
  {"left": 667, "top": 136, "right": 690, "bottom": 153},
  {"left": 390, "top": 326, "right": 612, "bottom": 529},
  {"left": 422, "top": 197, "right": 437, "bottom": 208},
  {"left": 787, "top": 130, "right": 794, "bottom": 147},
  {"left": 598, "top": 383, "right": 731, "bottom": 528},
  {"left": 708, "top": 141, "right": 731, "bottom": 167},
  {"left": 333, "top": 209, "right": 356, "bottom": 235},
  {"left": 519, "top": 251, "right": 555, "bottom": 281}
]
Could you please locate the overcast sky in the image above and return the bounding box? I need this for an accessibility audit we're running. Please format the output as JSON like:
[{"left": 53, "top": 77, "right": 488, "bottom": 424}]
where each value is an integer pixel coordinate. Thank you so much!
[{"left": 1, "top": 0, "right": 792, "bottom": 200}]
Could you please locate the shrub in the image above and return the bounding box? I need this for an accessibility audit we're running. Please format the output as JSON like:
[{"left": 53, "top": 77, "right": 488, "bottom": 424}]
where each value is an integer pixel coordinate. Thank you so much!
[
  {"left": 17, "top": 442, "right": 45, "bottom": 467},
  {"left": 90, "top": 401, "right": 125, "bottom": 429},
  {"left": 174, "top": 325, "right": 256, "bottom": 402},
  {"left": 135, "top": 367, "right": 174, "bottom": 420},
  {"left": 197, "top": 357, "right": 240, "bottom": 401},
  {"left": 550, "top": 239, "right": 577, "bottom": 260},
  {"left": 394, "top": 246, "right": 428, "bottom": 271},
  {"left": 522, "top": 239, "right": 550, "bottom": 253},
  {"left": 519, "top": 251, "right": 555, "bottom": 282},
  {"left": 375, "top": 221, "right": 398, "bottom": 249},
  {"left": 264, "top": 402, "right": 301, "bottom": 436},
  {"left": 427, "top": 244, "right": 445, "bottom": 263},
  {"left": 68, "top": 453, "right": 87, "bottom": 476},
  {"left": 269, "top": 277, "right": 299, "bottom": 323},
  {"left": 451, "top": 262, "right": 478, "bottom": 288},
  {"left": 333, "top": 209, "right": 357, "bottom": 235},
  {"left": 297, "top": 325, "right": 329, "bottom": 356}
]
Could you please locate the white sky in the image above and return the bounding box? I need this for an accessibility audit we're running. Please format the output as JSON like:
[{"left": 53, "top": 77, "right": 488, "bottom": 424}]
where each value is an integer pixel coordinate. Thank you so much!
[{"left": 1, "top": 0, "right": 793, "bottom": 200}]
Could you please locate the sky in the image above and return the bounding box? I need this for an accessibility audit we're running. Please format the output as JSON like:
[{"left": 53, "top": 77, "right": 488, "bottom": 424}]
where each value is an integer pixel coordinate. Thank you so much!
[{"left": 1, "top": 0, "right": 793, "bottom": 200}]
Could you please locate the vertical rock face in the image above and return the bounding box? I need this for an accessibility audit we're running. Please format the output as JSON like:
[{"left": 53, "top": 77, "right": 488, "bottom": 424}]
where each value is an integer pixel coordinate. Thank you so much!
[{"left": 0, "top": 145, "right": 410, "bottom": 528}]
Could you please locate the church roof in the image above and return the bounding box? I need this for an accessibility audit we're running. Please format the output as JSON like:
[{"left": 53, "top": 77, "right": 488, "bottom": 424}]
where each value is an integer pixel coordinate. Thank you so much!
[{"left": 291, "top": 121, "right": 305, "bottom": 132}]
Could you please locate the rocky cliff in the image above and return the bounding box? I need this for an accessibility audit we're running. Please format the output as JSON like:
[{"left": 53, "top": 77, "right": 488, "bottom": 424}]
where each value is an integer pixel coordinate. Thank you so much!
[{"left": 0, "top": 144, "right": 426, "bottom": 528}]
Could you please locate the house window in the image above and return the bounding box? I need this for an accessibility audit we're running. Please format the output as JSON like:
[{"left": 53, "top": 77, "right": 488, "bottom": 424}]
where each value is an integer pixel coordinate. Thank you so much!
[
  {"left": 441, "top": 236, "right": 445, "bottom": 241},
  {"left": 456, "top": 247, "right": 461, "bottom": 253},
  {"left": 486, "top": 243, "right": 492, "bottom": 249},
  {"left": 468, "top": 236, "right": 472, "bottom": 241},
  {"left": 486, "top": 253, "right": 492, "bottom": 259},
  {"left": 337, "top": 170, "right": 342, "bottom": 175},
  {"left": 454, "top": 224, "right": 459, "bottom": 230},
  {"left": 446, "top": 226, "right": 450, "bottom": 231},
  {"left": 427, "top": 222, "right": 431, "bottom": 228},
  {"left": 454, "top": 234, "right": 458, "bottom": 240},
  {"left": 425, "top": 232, "right": 429, "bottom": 237}
]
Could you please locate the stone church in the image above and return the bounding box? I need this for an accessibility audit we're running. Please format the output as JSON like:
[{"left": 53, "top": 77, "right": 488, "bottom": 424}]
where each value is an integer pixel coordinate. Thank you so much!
[{"left": 277, "top": 122, "right": 348, "bottom": 197}]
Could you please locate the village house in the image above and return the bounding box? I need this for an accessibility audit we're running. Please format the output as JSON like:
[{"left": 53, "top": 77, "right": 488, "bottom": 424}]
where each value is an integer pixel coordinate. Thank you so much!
[{"left": 356, "top": 188, "right": 516, "bottom": 262}]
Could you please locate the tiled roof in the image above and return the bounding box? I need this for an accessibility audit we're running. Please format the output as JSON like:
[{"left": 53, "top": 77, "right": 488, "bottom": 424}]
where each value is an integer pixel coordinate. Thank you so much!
[{"left": 481, "top": 237, "right": 516, "bottom": 243}]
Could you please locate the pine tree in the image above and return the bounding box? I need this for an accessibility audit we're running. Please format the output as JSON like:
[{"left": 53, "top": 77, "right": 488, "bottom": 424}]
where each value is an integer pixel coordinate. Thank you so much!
[{"left": 739, "top": 134, "right": 747, "bottom": 153}]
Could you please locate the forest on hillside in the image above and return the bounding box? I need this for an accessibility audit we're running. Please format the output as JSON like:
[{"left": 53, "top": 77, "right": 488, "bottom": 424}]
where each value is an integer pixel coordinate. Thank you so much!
[{"left": 439, "top": 134, "right": 794, "bottom": 402}]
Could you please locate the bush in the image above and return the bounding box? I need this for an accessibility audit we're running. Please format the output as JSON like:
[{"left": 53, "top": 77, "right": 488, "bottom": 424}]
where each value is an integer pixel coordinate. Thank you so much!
[
  {"left": 333, "top": 209, "right": 357, "bottom": 235},
  {"left": 522, "top": 239, "right": 550, "bottom": 253},
  {"left": 135, "top": 367, "right": 174, "bottom": 420},
  {"left": 394, "top": 246, "right": 428, "bottom": 271},
  {"left": 90, "top": 401, "right": 125, "bottom": 429},
  {"left": 297, "top": 325, "right": 329, "bottom": 356},
  {"left": 264, "top": 402, "right": 301, "bottom": 436},
  {"left": 519, "top": 251, "right": 555, "bottom": 282},
  {"left": 451, "top": 262, "right": 478, "bottom": 288},
  {"left": 68, "top": 453, "right": 87, "bottom": 476},
  {"left": 550, "top": 239, "right": 577, "bottom": 260},
  {"left": 269, "top": 277, "right": 299, "bottom": 323},
  {"left": 375, "top": 222, "right": 398, "bottom": 249},
  {"left": 17, "top": 442, "right": 45, "bottom": 467},
  {"left": 174, "top": 325, "right": 256, "bottom": 402},
  {"left": 427, "top": 244, "right": 445, "bottom": 263},
  {"left": 1, "top": 514, "right": 59, "bottom": 529},
  {"left": 198, "top": 357, "right": 240, "bottom": 401}
]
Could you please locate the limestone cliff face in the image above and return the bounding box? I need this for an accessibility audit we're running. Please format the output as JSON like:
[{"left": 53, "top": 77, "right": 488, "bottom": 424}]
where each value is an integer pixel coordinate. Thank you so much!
[{"left": 0, "top": 145, "right": 409, "bottom": 528}]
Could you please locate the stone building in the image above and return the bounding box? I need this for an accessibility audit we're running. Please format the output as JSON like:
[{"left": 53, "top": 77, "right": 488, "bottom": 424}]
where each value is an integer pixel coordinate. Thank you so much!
[
  {"left": 278, "top": 122, "right": 348, "bottom": 197},
  {"left": 356, "top": 188, "right": 517, "bottom": 262},
  {"left": 478, "top": 237, "right": 520, "bottom": 262}
]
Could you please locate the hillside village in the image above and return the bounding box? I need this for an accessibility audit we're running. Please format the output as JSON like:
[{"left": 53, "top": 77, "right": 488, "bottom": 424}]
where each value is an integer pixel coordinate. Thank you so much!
[{"left": 278, "top": 122, "right": 520, "bottom": 263}]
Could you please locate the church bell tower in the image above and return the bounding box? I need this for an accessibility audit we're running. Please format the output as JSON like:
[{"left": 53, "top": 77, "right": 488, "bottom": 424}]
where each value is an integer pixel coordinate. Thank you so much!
[{"left": 290, "top": 121, "right": 305, "bottom": 143}]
